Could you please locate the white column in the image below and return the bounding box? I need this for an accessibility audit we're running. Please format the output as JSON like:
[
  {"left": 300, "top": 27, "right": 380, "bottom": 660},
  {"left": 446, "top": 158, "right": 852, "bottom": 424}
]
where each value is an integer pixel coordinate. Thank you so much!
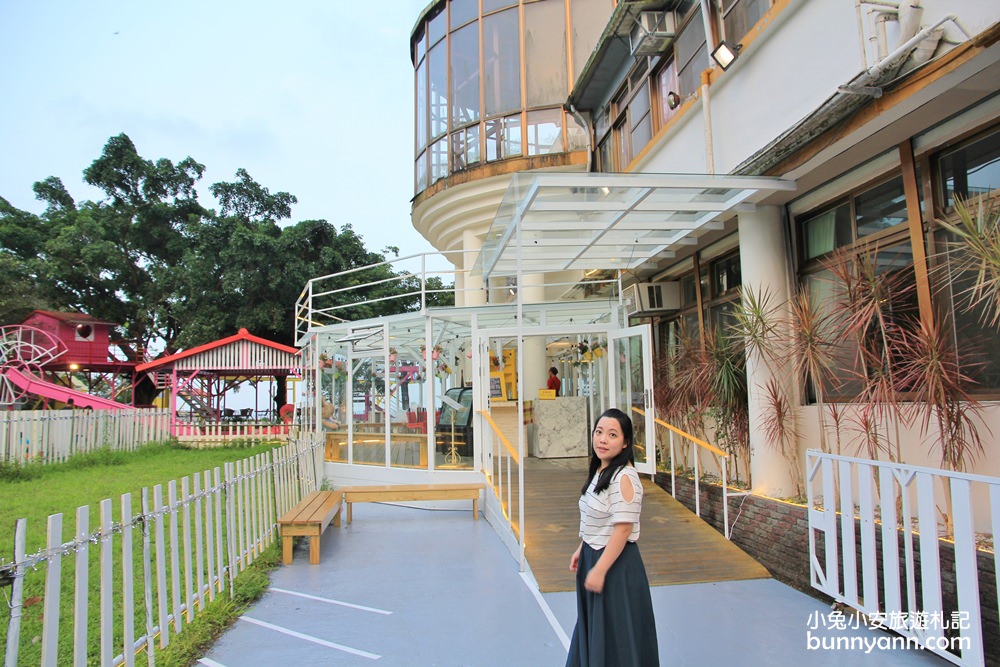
[
  {"left": 520, "top": 273, "right": 549, "bottom": 399},
  {"left": 739, "top": 206, "right": 798, "bottom": 497},
  {"left": 460, "top": 229, "right": 486, "bottom": 306}
]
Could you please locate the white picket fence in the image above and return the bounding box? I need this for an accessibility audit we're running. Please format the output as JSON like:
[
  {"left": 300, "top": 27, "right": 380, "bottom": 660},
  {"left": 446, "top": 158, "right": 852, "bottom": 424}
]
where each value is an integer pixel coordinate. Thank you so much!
[
  {"left": 807, "top": 449, "right": 999, "bottom": 666},
  {"left": 0, "top": 409, "right": 172, "bottom": 464},
  {"left": 1, "top": 434, "right": 324, "bottom": 666}
]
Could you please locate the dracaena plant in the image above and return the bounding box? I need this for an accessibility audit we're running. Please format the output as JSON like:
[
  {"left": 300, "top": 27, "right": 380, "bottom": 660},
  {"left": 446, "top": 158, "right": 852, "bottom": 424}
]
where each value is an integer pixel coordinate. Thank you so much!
[
  {"left": 936, "top": 195, "right": 1000, "bottom": 328},
  {"left": 822, "top": 246, "right": 916, "bottom": 462}
]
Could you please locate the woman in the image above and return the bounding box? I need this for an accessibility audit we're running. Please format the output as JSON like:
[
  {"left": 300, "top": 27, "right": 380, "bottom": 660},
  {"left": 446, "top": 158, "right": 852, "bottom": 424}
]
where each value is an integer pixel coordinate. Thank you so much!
[{"left": 566, "top": 408, "right": 659, "bottom": 667}]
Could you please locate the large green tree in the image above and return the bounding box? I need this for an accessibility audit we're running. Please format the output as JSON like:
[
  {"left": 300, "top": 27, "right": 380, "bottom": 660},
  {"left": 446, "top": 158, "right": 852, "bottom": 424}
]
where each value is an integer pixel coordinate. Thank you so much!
[{"left": 0, "top": 133, "right": 448, "bottom": 405}]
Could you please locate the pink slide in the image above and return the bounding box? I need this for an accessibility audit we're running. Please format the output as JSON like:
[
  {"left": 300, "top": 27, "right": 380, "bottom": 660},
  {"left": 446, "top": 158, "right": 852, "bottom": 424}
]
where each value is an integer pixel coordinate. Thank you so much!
[{"left": 3, "top": 367, "right": 126, "bottom": 410}]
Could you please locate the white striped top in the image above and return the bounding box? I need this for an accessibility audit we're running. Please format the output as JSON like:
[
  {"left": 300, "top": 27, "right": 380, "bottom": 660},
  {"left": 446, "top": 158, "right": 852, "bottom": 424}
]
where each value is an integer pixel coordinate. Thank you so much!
[{"left": 578, "top": 466, "right": 642, "bottom": 549}]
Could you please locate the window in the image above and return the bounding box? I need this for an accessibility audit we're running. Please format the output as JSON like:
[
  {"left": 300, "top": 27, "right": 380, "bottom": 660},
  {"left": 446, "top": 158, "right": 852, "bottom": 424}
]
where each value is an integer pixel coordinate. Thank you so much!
[
  {"left": 450, "top": 0, "right": 478, "bottom": 28},
  {"left": 485, "top": 114, "right": 522, "bottom": 162},
  {"left": 430, "top": 137, "right": 448, "bottom": 184},
  {"left": 665, "top": 250, "right": 738, "bottom": 352},
  {"left": 722, "top": 0, "right": 771, "bottom": 44},
  {"left": 801, "top": 202, "right": 852, "bottom": 260},
  {"left": 450, "top": 21, "right": 480, "bottom": 127},
  {"left": 571, "top": 0, "right": 610, "bottom": 82},
  {"left": 598, "top": 62, "right": 654, "bottom": 171},
  {"left": 525, "top": 1, "right": 568, "bottom": 107},
  {"left": 527, "top": 108, "right": 563, "bottom": 155},
  {"left": 428, "top": 42, "right": 448, "bottom": 140},
  {"left": 934, "top": 228, "right": 1000, "bottom": 390},
  {"left": 483, "top": 8, "right": 521, "bottom": 117},
  {"left": 451, "top": 125, "right": 481, "bottom": 172},
  {"left": 654, "top": 58, "right": 679, "bottom": 128},
  {"left": 675, "top": 5, "right": 709, "bottom": 96},
  {"left": 712, "top": 253, "right": 741, "bottom": 295},
  {"left": 937, "top": 126, "right": 1000, "bottom": 208},
  {"left": 798, "top": 175, "right": 908, "bottom": 263}
]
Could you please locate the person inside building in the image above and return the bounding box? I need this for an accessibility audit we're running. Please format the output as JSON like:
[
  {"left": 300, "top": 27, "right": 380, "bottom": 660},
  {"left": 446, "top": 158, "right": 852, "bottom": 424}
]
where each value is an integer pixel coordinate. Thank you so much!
[
  {"left": 566, "top": 408, "right": 659, "bottom": 666},
  {"left": 547, "top": 366, "right": 561, "bottom": 396}
]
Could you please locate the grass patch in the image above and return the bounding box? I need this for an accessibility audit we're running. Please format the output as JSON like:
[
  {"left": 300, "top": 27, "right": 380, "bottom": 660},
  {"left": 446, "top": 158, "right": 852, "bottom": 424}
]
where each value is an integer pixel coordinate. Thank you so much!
[
  {"left": 0, "top": 439, "right": 289, "bottom": 665},
  {"left": 154, "top": 543, "right": 282, "bottom": 667}
]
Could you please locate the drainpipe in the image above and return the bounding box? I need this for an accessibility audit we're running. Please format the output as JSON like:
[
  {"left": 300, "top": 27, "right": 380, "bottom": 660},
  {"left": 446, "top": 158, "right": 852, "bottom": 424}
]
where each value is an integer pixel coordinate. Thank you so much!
[
  {"left": 867, "top": 14, "right": 971, "bottom": 79},
  {"left": 700, "top": 69, "right": 715, "bottom": 174},
  {"left": 699, "top": 0, "right": 717, "bottom": 55},
  {"left": 698, "top": 0, "right": 717, "bottom": 174}
]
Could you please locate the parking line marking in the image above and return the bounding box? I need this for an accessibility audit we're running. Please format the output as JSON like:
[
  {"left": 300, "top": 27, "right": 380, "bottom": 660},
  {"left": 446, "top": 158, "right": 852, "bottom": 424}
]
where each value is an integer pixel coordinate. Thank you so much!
[
  {"left": 240, "top": 615, "right": 381, "bottom": 660},
  {"left": 270, "top": 587, "right": 392, "bottom": 614},
  {"left": 520, "top": 571, "right": 570, "bottom": 652},
  {"left": 197, "top": 658, "right": 228, "bottom": 667}
]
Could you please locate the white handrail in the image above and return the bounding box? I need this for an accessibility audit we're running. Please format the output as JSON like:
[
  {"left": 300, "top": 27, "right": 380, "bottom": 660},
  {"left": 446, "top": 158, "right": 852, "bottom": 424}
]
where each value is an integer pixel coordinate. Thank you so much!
[
  {"left": 632, "top": 407, "right": 746, "bottom": 540},
  {"left": 806, "top": 449, "right": 995, "bottom": 666}
]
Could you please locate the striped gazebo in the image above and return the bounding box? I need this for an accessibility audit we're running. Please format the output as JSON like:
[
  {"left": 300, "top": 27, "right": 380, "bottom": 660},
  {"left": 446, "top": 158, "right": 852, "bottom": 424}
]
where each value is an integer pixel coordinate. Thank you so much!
[{"left": 136, "top": 329, "right": 301, "bottom": 442}]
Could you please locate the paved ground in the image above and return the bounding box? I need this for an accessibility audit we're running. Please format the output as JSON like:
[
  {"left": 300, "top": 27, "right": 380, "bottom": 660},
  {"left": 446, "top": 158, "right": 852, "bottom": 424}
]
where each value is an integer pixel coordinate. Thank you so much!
[{"left": 199, "top": 503, "right": 952, "bottom": 667}]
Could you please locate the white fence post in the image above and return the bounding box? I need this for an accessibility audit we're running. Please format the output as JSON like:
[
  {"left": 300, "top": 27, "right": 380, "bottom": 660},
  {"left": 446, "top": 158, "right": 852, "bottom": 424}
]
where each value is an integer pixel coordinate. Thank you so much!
[
  {"left": 807, "top": 449, "right": 998, "bottom": 667},
  {"left": 3, "top": 519, "right": 26, "bottom": 667},
  {"left": 0, "top": 435, "right": 324, "bottom": 665},
  {"left": 40, "top": 514, "right": 62, "bottom": 667}
]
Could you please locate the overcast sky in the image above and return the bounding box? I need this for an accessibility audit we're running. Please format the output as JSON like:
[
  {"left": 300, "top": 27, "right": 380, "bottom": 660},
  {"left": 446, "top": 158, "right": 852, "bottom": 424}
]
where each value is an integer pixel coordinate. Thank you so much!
[{"left": 0, "top": 0, "right": 437, "bottom": 258}]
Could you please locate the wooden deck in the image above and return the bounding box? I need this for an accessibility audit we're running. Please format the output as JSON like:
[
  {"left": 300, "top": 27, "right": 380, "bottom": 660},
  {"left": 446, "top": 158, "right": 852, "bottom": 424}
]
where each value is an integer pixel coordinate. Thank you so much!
[{"left": 522, "top": 457, "right": 771, "bottom": 593}]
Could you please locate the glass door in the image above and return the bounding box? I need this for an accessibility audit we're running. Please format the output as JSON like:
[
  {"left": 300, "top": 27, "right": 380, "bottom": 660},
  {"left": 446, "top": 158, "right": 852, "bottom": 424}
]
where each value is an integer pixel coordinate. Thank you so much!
[{"left": 608, "top": 325, "right": 655, "bottom": 475}]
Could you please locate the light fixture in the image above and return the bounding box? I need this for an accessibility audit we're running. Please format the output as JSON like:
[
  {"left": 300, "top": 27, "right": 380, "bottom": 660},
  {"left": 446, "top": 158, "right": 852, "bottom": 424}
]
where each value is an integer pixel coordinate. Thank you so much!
[
  {"left": 665, "top": 91, "right": 681, "bottom": 110},
  {"left": 710, "top": 40, "right": 741, "bottom": 71}
]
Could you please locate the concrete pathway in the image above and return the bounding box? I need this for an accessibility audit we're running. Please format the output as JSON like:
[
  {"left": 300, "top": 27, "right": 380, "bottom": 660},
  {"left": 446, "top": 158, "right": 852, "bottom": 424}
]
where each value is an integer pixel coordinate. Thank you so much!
[{"left": 200, "top": 503, "right": 951, "bottom": 667}]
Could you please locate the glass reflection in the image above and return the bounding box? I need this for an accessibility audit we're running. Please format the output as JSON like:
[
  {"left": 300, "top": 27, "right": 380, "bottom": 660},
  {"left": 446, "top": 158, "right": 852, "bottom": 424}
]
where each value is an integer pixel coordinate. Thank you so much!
[
  {"left": 429, "top": 42, "right": 447, "bottom": 139},
  {"left": 524, "top": 1, "right": 567, "bottom": 107},
  {"left": 450, "top": 21, "right": 480, "bottom": 126},
  {"left": 484, "top": 8, "right": 521, "bottom": 116},
  {"left": 527, "top": 108, "right": 563, "bottom": 155}
]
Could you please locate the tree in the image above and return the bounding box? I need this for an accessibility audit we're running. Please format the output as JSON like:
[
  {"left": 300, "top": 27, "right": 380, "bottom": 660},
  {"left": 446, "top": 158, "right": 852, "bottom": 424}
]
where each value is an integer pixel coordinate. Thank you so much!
[{"left": 0, "top": 133, "right": 451, "bottom": 407}]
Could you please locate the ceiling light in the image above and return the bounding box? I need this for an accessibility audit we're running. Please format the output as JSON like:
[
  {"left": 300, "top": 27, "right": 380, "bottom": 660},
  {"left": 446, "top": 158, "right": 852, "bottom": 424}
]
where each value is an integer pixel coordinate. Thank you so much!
[{"left": 710, "top": 40, "right": 741, "bottom": 71}]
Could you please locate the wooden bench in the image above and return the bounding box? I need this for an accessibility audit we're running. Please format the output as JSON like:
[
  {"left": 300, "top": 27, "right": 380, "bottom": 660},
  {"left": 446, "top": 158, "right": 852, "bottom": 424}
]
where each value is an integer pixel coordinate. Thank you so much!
[
  {"left": 277, "top": 490, "right": 343, "bottom": 565},
  {"left": 340, "top": 483, "right": 485, "bottom": 524}
]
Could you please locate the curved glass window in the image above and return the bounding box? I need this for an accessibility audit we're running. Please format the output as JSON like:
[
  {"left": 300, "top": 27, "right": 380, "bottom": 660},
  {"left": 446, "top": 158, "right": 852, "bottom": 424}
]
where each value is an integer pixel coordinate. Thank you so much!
[
  {"left": 483, "top": 0, "right": 516, "bottom": 13},
  {"left": 413, "top": 0, "right": 614, "bottom": 195},
  {"left": 571, "top": 0, "right": 607, "bottom": 82},
  {"left": 428, "top": 7, "right": 447, "bottom": 45},
  {"left": 527, "top": 108, "right": 563, "bottom": 156},
  {"left": 430, "top": 137, "right": 448, "bottom": 184},
  {"left": 450, "top": 20, "right": 480, "bottom": 127},
  {"left": 524, "top": 1, "right": 567, "bottom": 108},
  {"left": 484, "top": 8, "right": 520, "bottom": 117},
  {"left": 416, "top": 61, "right": 427, "bottom": 152},
  {"left": 450, "top": 0, "right": 478, "bottom": 28},
  {"left": 429, "top": 41, "right": 448, "bottom": 140}
]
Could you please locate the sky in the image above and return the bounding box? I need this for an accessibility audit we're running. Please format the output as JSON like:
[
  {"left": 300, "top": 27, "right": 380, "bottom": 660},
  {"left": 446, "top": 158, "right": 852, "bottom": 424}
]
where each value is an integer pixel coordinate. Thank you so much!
[{"left": 0, "top": 0, "right": 438, "bottom": 258}]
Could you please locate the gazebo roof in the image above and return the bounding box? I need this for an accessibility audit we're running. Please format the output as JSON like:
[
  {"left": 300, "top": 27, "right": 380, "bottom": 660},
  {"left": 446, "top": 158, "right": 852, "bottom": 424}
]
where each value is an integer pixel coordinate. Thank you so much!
[{"left": 136, "top": 328, "right": 300, "bottom": 375}]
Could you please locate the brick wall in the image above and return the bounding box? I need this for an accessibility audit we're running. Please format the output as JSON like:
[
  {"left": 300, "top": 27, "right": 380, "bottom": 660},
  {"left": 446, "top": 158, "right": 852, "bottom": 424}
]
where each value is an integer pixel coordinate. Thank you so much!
[{"left": 655, "top": 473, "right": 999, "bottom": 666}]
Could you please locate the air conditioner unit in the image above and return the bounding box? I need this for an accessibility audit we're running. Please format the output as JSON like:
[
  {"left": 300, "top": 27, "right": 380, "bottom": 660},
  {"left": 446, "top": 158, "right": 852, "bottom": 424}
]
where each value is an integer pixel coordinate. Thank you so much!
[
  {"left": 623, "top": 282, "right": 681, "bottom": 316},
  {"left": 629, "top": 11, "right": 677, "bottom": 57}
]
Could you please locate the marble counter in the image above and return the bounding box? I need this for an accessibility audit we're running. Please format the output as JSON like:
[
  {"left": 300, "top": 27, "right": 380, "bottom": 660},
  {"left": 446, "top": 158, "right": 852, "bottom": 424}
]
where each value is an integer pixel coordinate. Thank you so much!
[{"left": 532, "top": 396, "right": 589, "bottom": 458}]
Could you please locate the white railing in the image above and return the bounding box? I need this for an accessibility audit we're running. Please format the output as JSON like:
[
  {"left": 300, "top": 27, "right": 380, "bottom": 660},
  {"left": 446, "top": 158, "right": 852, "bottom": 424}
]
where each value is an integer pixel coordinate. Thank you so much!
[
  {"left": 477, "top": 410, "right": 523, "bottom": 564},
  {"left": 1, "top": 434, "right": 324, "bottom": 666},
  {"left": 635, "top": 408, "right": 748, "bottom": 540},
  {"left": 172, "top": 420, "right": 294, "bottom": 443},
  {"left": 806, "top": 450, "right": 998, "bottom": 666},
  {"left": 294, "top": 251, "right": 468, "bottom": 340},
  {"left": 0, "top": 409, "right": 171, "bottom": 464}
]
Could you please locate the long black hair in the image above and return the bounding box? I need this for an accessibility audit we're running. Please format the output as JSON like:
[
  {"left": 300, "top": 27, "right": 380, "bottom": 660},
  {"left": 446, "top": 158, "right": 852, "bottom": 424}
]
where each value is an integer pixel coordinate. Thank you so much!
[{"left": 580, "top": 407, "right": 635, "bottom": 495}]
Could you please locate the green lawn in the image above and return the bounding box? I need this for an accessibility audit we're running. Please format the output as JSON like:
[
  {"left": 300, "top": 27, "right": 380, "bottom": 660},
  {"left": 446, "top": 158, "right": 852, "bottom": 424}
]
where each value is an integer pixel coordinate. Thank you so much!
[{"left": 0, "top": 439, "right": 287, "bottom": 666}]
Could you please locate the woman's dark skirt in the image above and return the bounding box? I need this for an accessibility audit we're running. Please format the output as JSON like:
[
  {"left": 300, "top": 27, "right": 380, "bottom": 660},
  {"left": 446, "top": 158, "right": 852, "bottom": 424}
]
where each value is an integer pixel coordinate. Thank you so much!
[{"left": 566, "top": 541, "right": 659, "bottom": 667}]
